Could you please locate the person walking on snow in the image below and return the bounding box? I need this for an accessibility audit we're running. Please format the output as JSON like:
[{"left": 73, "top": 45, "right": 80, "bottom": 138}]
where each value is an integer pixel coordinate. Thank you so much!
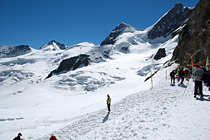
[
  {"left": 13, "top": 133, "right": 23, "bottom": 140},
  {"left": 50, "top": 134, "right": 58, "bottom": 140},
  {"left": 178, "top": 68, "right": 185, "bottom": 84},
  {"left": 205, "top": 65, "right": 210, "bottom": 99},
  {"left": 170, "top": 70, "right": 176, "bottom": 84},
  {"left": 193, "top": 65, "right": 204, "bottom": 98},
  {"left": 106, "top": 94, "right": 111, "bottom": 112}
]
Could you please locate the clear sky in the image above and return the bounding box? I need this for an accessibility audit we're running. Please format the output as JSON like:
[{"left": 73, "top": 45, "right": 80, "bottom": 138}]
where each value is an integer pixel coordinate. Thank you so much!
[{"left": 0, "top": 0, "right": 199, "bottom": 49}]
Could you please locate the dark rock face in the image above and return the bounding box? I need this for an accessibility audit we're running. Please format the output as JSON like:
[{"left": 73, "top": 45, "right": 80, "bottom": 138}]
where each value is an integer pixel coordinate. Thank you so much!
[
  {"left": 154, "top": 48, "right": 166, "bottom": 60},
  {"left": 148, "top": 3, "right": 193, "bottom": 40},
  {"left": 100, "top": 22, "right": 135, "bottom": 46},
  {"left": 0, "top": 45, "right": 32, "bottom": 57},
  {"left": 172, "top": 0, "right": 210, "bottom": 66},
  {"left": 11, "top": 45, "right": 31, "bottom": 54},
  {"left": 46, "top": 54, "right": 90, "bottom": 79}
]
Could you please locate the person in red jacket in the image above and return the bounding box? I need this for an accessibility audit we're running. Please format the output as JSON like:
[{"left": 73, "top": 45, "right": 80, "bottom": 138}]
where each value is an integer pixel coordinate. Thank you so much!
[{"left": 50, "top": 134, "right": 58, "bottom": 140}]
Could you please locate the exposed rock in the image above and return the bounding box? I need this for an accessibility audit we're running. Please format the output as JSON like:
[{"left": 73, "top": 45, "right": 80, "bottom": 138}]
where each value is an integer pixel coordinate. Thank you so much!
[
  {"left": 46, "top": 54, "right": 90, "bottom": 79},
  {"left": 0, "top": 45, "right": 32, "bottom": 57},
  {"left": 148, "top": 3, "right": 193, "bottom": 40},
  {"left": 100, "top": 22, "right": 136, "bottom": 46},
  {"left": 172, "top": 0, "right": 210, "bottom": 66},
  {"left": 154, "top": 48, "right": 166, "bottom": 60}
]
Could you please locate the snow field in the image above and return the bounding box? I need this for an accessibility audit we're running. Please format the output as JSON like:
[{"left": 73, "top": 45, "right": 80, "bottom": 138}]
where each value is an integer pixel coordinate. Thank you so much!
[{"left": 32, "top": 77, "right": 210, "bottom": 140}]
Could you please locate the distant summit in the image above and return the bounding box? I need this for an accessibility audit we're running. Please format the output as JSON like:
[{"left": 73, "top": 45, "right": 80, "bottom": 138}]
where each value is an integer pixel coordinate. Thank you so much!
[
  {"left": 148, "top": 3, "right": 193, "bottom": 40},
  {"left": 100, "top": 22, "right": 136, "bottom": 46},
  {"left": 40, "top": 40, "right": 66, "bottom": 51},
  {"left": 0, "top": 45, "right": 32, "bottom": 58}
]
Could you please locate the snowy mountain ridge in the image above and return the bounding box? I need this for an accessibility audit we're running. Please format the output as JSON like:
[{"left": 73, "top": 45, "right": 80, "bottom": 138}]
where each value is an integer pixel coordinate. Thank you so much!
[
  {"left": 0, "top": 45, "right": 32, "bottom": 58},
  {"left": 148, "top": 3, "right": 192, "bottom": 40},
  {"left": 40, "top": 40, "right": 67, "bottom": 51},
  {"left": 1, "top": 3, "right": 207, "bottom": 140}
]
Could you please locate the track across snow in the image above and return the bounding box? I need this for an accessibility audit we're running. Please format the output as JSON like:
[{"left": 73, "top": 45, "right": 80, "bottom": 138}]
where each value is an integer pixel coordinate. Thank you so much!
[{"left": 34, "top": 79, "right": 210, "bottom": 140}]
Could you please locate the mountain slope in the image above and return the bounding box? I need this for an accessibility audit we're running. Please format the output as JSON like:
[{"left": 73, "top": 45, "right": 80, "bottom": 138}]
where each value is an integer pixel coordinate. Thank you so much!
[
  {"left": 30, "top": 77, "right": 210, "bottom": 140},
  {"left": 100, "top": 22, "right": 136, "bottom": 46},
  {"left": 0, "top": 45, "right": 32, "bottom": 58},
  {"left": 148, "top": 3, "right": 193, "bottom": 40},
  {"left": 172, "top": 0, "right": 210, "bottom": 66},
  {"left": 0, "top": 3, "right": 197, "bottom": 140}
]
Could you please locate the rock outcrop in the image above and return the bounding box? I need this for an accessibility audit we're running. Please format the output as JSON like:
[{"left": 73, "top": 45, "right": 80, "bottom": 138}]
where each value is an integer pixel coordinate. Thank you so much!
[
  {"left": 0, "top": 45, "right": 32, "bottom": 57},
  {"left": 172, "top": 0, "right": 210, "bottom": 66},
  {"left": 46, "top": 54, "right": 90, "bottom": 79},
  {"left": 154, "top": 48, "right": 166, "bottom": 60},
  {"left": 148, "top": 3, "right": 193, "bottom": 40}
]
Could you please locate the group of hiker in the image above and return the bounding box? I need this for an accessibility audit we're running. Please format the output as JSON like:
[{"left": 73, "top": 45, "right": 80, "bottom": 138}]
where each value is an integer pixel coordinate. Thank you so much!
[{"left": 170, "top": 65, "right": 210, "bottom": 99}]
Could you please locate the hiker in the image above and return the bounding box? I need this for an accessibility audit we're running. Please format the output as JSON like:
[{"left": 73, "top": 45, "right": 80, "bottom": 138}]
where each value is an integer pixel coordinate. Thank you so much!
[
  {"left": 193, "top": 65, "right": 204, "bottom": 98},
  {"left": 106, "top": 94, "right": 111, "bottom": 112},
  {"left": 50, "top": 134, "right": 58, "bottom": 140},
  {"left": 205, "top": 65, "right": 210, "bottom": 99},
  {"left": 184, "top": 67, "right": 190, "bottom": 78},
  {"left": 13, "top": 133, "right": 23, "bottom": 140},
  {"left": 206, "top": 65, "right": 210, "bottom": 87},
  {"left": 201, "top": 67, "right": 208, "bottom": 84},
  {"left": 178, "top": 68, "right": 185, "bottom": 84},
  {"left": 170, "top": 70, "right": 176, "bottom": 84}
]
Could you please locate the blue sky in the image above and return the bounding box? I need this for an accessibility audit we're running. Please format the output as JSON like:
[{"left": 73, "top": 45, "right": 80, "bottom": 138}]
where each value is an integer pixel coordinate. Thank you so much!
[{"left": 0, "top": 0, "right": 199, "bottom": 49}]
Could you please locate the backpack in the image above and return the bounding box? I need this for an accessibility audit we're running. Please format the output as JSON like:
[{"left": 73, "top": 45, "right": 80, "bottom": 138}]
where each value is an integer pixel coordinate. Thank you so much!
[{"left": 170, "top": 72, "right": 174, "bottom": 77}]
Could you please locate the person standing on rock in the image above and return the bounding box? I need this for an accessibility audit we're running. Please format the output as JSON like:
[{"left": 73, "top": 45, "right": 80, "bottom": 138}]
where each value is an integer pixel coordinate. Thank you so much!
[
  {"left": 106, "top": 94, "right": 111, "bottom": 112},
  {"left": 193, "top": 65, "right": 204, "bottom": 98}
]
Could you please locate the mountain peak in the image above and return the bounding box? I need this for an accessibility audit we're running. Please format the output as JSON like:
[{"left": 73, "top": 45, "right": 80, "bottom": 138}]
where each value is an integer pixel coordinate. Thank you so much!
[
  {"left": 100, "top": 22, "right": 136, "bottom": 46},
  {"left": 174, "top": 3, "right": 183, "bottom": 8},
  {"left": 48, "top": 40, "right": 58, "bottom": 45},
  {"left": 114, "top": 22, "right": 135, "bottom": 33},
  {"left": 118, "top": 22, "right": 133, "bottom": 28},
  {"left": 148, "top": 3, "right": 193, "bottom": 40},
  {"left": 40, "top": 40, "right": 66, "bottom": 50}
]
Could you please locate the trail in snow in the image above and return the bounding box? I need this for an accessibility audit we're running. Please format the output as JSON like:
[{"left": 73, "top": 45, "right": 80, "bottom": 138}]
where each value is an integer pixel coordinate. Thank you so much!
[{"left": 30, "top": 79, "right": 210, "bottom": 140}]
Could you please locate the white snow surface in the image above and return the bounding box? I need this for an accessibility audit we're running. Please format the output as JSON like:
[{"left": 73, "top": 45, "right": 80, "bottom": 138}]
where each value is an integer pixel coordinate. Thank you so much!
[{"left": 0, "top": 29, "right": 210, "bottom": 140}]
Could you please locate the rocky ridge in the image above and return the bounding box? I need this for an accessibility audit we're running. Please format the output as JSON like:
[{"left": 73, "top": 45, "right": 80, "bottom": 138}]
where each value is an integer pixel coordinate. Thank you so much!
[
  {"left": 172, "top": 0, "right": 210, "bottom": 66},
  {"left": 148, "top": 3, "right": 193, "bottom": 40}
]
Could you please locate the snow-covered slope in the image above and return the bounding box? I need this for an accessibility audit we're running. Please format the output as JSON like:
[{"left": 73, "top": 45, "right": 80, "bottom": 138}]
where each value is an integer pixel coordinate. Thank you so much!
[
  {"left": 1, "top": 3, "right": 208, "bottom": 140},
  {"left": 33, "top": 77, "right": 210, "bottom": 140}
]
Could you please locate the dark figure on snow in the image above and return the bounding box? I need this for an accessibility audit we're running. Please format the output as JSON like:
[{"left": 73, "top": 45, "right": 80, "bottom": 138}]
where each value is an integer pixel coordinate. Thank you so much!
[
  {"left": 170, "top": 70, "right": 176, "bottom": 84},
  {"left": 50, "top": 134, "right": 58, "bottom": 140},
  {"left": 193, "top": 65, "right": 204, "bottom": 98},
  {"left": 201, "top": 67, "right": 208, "bottom": 83},
  {"left": 184, "top": 68, "right": 190, "bottom": 78},
  {"left": 205, "top": 65, "right": 210, "bottom": 99},
  {"left": 13, "top": 133, "right": 22, "bottom": 140},
  {"left": 106, "top": 94, "right": 111, "bottom": 112},
  {"left": 178, "top": 68, "right": 185, "bottom": 84}
]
